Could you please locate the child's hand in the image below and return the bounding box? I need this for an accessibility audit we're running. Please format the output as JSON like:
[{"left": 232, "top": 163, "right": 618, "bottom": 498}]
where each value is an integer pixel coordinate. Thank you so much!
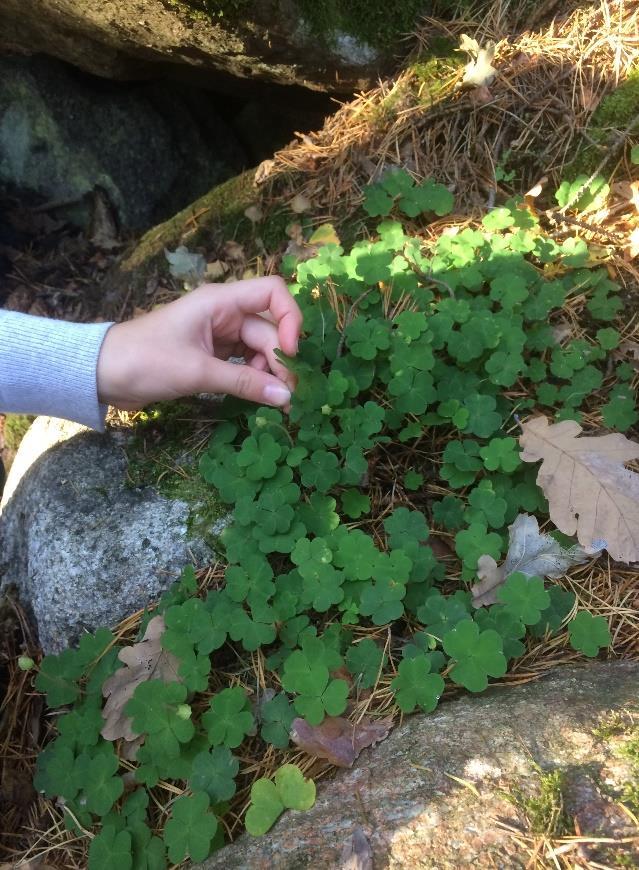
[{"left": 97, "top": 276, "right": 302, "bottom": 411}]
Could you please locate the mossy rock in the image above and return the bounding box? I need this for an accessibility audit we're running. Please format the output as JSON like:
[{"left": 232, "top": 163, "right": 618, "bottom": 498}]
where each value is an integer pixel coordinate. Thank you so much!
[
  {"left": 104, "top": 169, "right": 269, "bottom": 313},
  {"left": 124, "top": 399, "right": 227, "bottom": 550}
]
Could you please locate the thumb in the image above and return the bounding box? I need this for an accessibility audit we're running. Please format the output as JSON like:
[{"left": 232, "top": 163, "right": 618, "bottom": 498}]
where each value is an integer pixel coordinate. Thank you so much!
[{"left": 203, "top": 358, "right": 292, "bottom": 407}]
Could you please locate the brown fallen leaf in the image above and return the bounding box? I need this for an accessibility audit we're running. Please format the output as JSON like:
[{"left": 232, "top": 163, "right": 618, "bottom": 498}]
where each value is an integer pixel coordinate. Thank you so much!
[
  {"left": 291, "top": 715, "right": 392, "bottom": 767},
  {"left": 101, "top": 616, "right": 181, "bottom": 742},
  {"left": 473, "top": 513, "right": 593, "bottom": 607},
  {"left": 339, "top": 826, "right": 373, "bottom": 870},
  {"left": 254, "top": 158, "right": 275, "bottom": 185},
  {"left": 519, "top": 416, "right": 639, "bottom": 562}
]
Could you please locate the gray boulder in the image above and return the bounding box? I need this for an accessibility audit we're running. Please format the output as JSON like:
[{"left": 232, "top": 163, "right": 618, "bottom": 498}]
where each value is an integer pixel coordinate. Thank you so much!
[
  {"left": 0, "top": 416, "right": 215, "bottom": 652},
  {"left": 0, "top": 0, "right": 391, "bottom": 95},
  {"left": 199, "top": 662, "right": 639, "bottom": 869},
  {"left": 0, "top": 54, "right": 243, "bottom": 230}
]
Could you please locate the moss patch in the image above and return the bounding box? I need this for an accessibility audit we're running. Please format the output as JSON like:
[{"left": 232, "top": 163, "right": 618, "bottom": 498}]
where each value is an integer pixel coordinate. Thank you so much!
[
  {"left": 2, "top": 414, "right": 34, "bottom": 454},
  {"left": 125, "top": 401, "right": 225, "bottom": 548},
  {"left": 593, "top": 708, "right": 639, "bottom": 817},
  {"left": 293, "top": 1, "right": 478, "bottom": 52},
  {"left": 159, "top": 0, "right": 251, "bottom": 23},
  {"left": 570, "top": 69, "right": 639, "bottom": 176},
  {"left": 507, "top": 765, "right": 569, "bottom": 837}
]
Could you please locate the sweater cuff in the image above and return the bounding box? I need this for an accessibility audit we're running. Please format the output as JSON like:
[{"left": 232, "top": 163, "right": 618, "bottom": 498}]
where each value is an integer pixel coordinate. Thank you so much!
[{"left": 0, "top": 312, "right": 115, "bottom": 431}]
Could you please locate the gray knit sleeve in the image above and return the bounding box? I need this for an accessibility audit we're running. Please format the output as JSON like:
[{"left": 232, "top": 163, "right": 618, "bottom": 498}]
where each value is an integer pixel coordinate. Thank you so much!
[{"left": 0, "top": 311, "right": 115, "bottom": 431}]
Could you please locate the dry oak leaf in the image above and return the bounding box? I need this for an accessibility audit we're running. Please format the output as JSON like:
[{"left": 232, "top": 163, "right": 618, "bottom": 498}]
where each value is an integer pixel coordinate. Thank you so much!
[
  {"left": 291, "top": 715, "right": 393, "bottom": 768},
  {"left": 100, "top": 615, "right": 181, "bottom": 742},
  {"left": 473, "top": 513, "right": 592, "bottom": 607},
  {"left": 339, "top": 827, "right": 373, "bottom": 870},
  {"left": 519, "top": 416, "right": 639, "bottom": 562}
]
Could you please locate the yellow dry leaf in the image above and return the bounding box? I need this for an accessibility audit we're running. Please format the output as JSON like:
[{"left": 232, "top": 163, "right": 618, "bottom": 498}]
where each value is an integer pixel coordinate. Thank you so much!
[
  {"left": 586, "top": 243, "right": 613, "bottom": 266},
  {"left": 628, "top": 226, "right": 639, "bottom": 259},
  {"left": 519, "top": 416, "right": 639, "bottom": 562},
  {"left": 100, "top": 615, "right": 181, "bottom": 742},
  {"left": 308, "top": 222, "right": 340, "bottom": 246}
]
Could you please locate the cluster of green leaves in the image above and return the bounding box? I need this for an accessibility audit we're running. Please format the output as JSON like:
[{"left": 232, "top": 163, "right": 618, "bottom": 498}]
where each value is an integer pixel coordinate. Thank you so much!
[{"left": 34, "top": 168, "right": 619, "bottom": 865}]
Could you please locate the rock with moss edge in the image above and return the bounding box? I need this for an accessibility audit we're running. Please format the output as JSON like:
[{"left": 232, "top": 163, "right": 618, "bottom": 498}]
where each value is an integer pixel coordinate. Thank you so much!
[
  {"left": 197, "top": 662, "right": 639, "bottom": 869},
  {"left": 0, "top": 0, "right": 402, "bottom": 95},
  {"left": 0, "top": 414, "right": 223, "bottom": 652}
]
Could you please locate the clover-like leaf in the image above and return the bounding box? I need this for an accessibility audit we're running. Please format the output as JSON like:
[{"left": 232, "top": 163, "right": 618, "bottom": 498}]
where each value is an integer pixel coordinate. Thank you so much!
[
  {"left": 260, "top": 693, "right": 296, "bottom": 749},
  {"left": 417, "top": 591, "right": 471, "bottom": 640},
  {"left": 345, "top": 638, "right": 387, "bottom": 689},
  {"left": 399, "top": 178, "right": 454, "bottom": 218},
  {"left": 34, "top": 741, "right": 79, "bottom": 800},
  {"left": 462, "top": 394, "right": 503, "bottom": 438},
  {"left": 442, "top": 619, "right": 507, "bottom": 692},
  {"left": 74, "top": 746, "right": 124, "bottom": 816},
  {"left": 530, "top": 585, "right": 576, "bottom": 638},
  {"left": 384, "top": 506, "right": 429, "bottom": 549},
  {"left": 202, "top": 687, "right": 254, "bottom": 748},
  {"left": 35, "top": 647, "right": 85, "bottom": 706},
  {"left": 345, "top": 316, "right": 391, "bottom": 361},
  {"left": 362, "top": 183, "right": 394, "bottom": 217},
  {"left": 474, "top": 606, "right": 526, "bottom": 660},
  {"left": 300, "top": 450, "right": 341, "bottom": 492},
  {"left": 281, "top": 650, "right": 348, "bottom": 725},
  {"left": 341, "top": 489, "right": 371, "bottom": 519},
  {"left": 164, "top": 792, "right": 218, "bottom": 863},
  {"left": 568, "top": 611, "right": 611, "bottom": 657},
  {"left": 190, "top": 747, "right": 239, "bottom": 803},
  {"left": 57, "top": 702, "right": 104, "bottom": 752},
  {"left": 455, "top": 523, "right": 502, "bottom": 573},
  {"left": 496, "top": 572, "right": 550, "bottom": 625},
  {"left": 391, "top": 654, "right": 445, "bottom": 713},
  {"left": 125, "top": 681, "right": 194, "bottom": 758},
  {"left": 359, "top": 577, "right": 406, "bottom": 625},
  {"left": 601, "top": 387, "right": 638, "bottom": 431},
  {"left": 245, "top": 778, "right": 282, "bottom": 836},
  {"left": 88, "top": 826, "right": 133, "bottom": 870},
  {"left": 275, "top": 764, "right": 317, "bottom": 809},
  {"left": 245, "top": 764, "right": 316, "bottom": 836},
  {"left": 479, "top": 437, "right": 521, "bottom": 473},
  {"left": 334, "top": 528, "right": 380, "bottom": 580},
  {"left": 466, "top": 481, "right": 508, "bottom": 529},
  {"left": 297, "top": 493, "right": 340, "bottom": 535},
  {"left": 163, "top": 597, "right": 218, "bottom": 655},
  {"left": 433, "top": 495, "right": 466, "bottom": 530},
  {"left": 237, "top": 433, "right": 283, "bottom": 480}
]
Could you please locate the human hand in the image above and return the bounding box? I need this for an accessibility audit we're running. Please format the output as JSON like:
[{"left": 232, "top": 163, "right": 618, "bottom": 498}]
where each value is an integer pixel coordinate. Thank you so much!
[{"left": 96, "top": 276, "right": 302, "bottom": 411}]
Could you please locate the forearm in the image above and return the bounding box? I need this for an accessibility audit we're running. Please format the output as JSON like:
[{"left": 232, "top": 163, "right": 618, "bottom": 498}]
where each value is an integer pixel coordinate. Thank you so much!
[{"left": 0, "top": 311, "right": 114, "bottom": 430}]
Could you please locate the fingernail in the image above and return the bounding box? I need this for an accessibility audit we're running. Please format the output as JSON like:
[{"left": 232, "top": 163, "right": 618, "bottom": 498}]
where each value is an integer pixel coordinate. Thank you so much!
[{"left": 263, "top": 384, "right": 291, "bottom": 406}]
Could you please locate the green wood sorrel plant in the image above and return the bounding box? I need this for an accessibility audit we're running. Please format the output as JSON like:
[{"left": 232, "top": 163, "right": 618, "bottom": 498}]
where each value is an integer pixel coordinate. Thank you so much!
[{"left": 33, "top": 168, "right": 621, "bottom": 866}]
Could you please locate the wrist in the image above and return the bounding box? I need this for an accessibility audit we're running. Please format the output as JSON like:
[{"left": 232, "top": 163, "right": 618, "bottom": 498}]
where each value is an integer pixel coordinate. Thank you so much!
[{"left": 96, "top": 321, "right": 138, "bottom": 409}]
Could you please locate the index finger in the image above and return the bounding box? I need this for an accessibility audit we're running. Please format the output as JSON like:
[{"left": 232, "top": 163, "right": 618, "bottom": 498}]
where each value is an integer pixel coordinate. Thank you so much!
[{"left": 226, "top": 276, "right": 303, "bottom": 356}]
